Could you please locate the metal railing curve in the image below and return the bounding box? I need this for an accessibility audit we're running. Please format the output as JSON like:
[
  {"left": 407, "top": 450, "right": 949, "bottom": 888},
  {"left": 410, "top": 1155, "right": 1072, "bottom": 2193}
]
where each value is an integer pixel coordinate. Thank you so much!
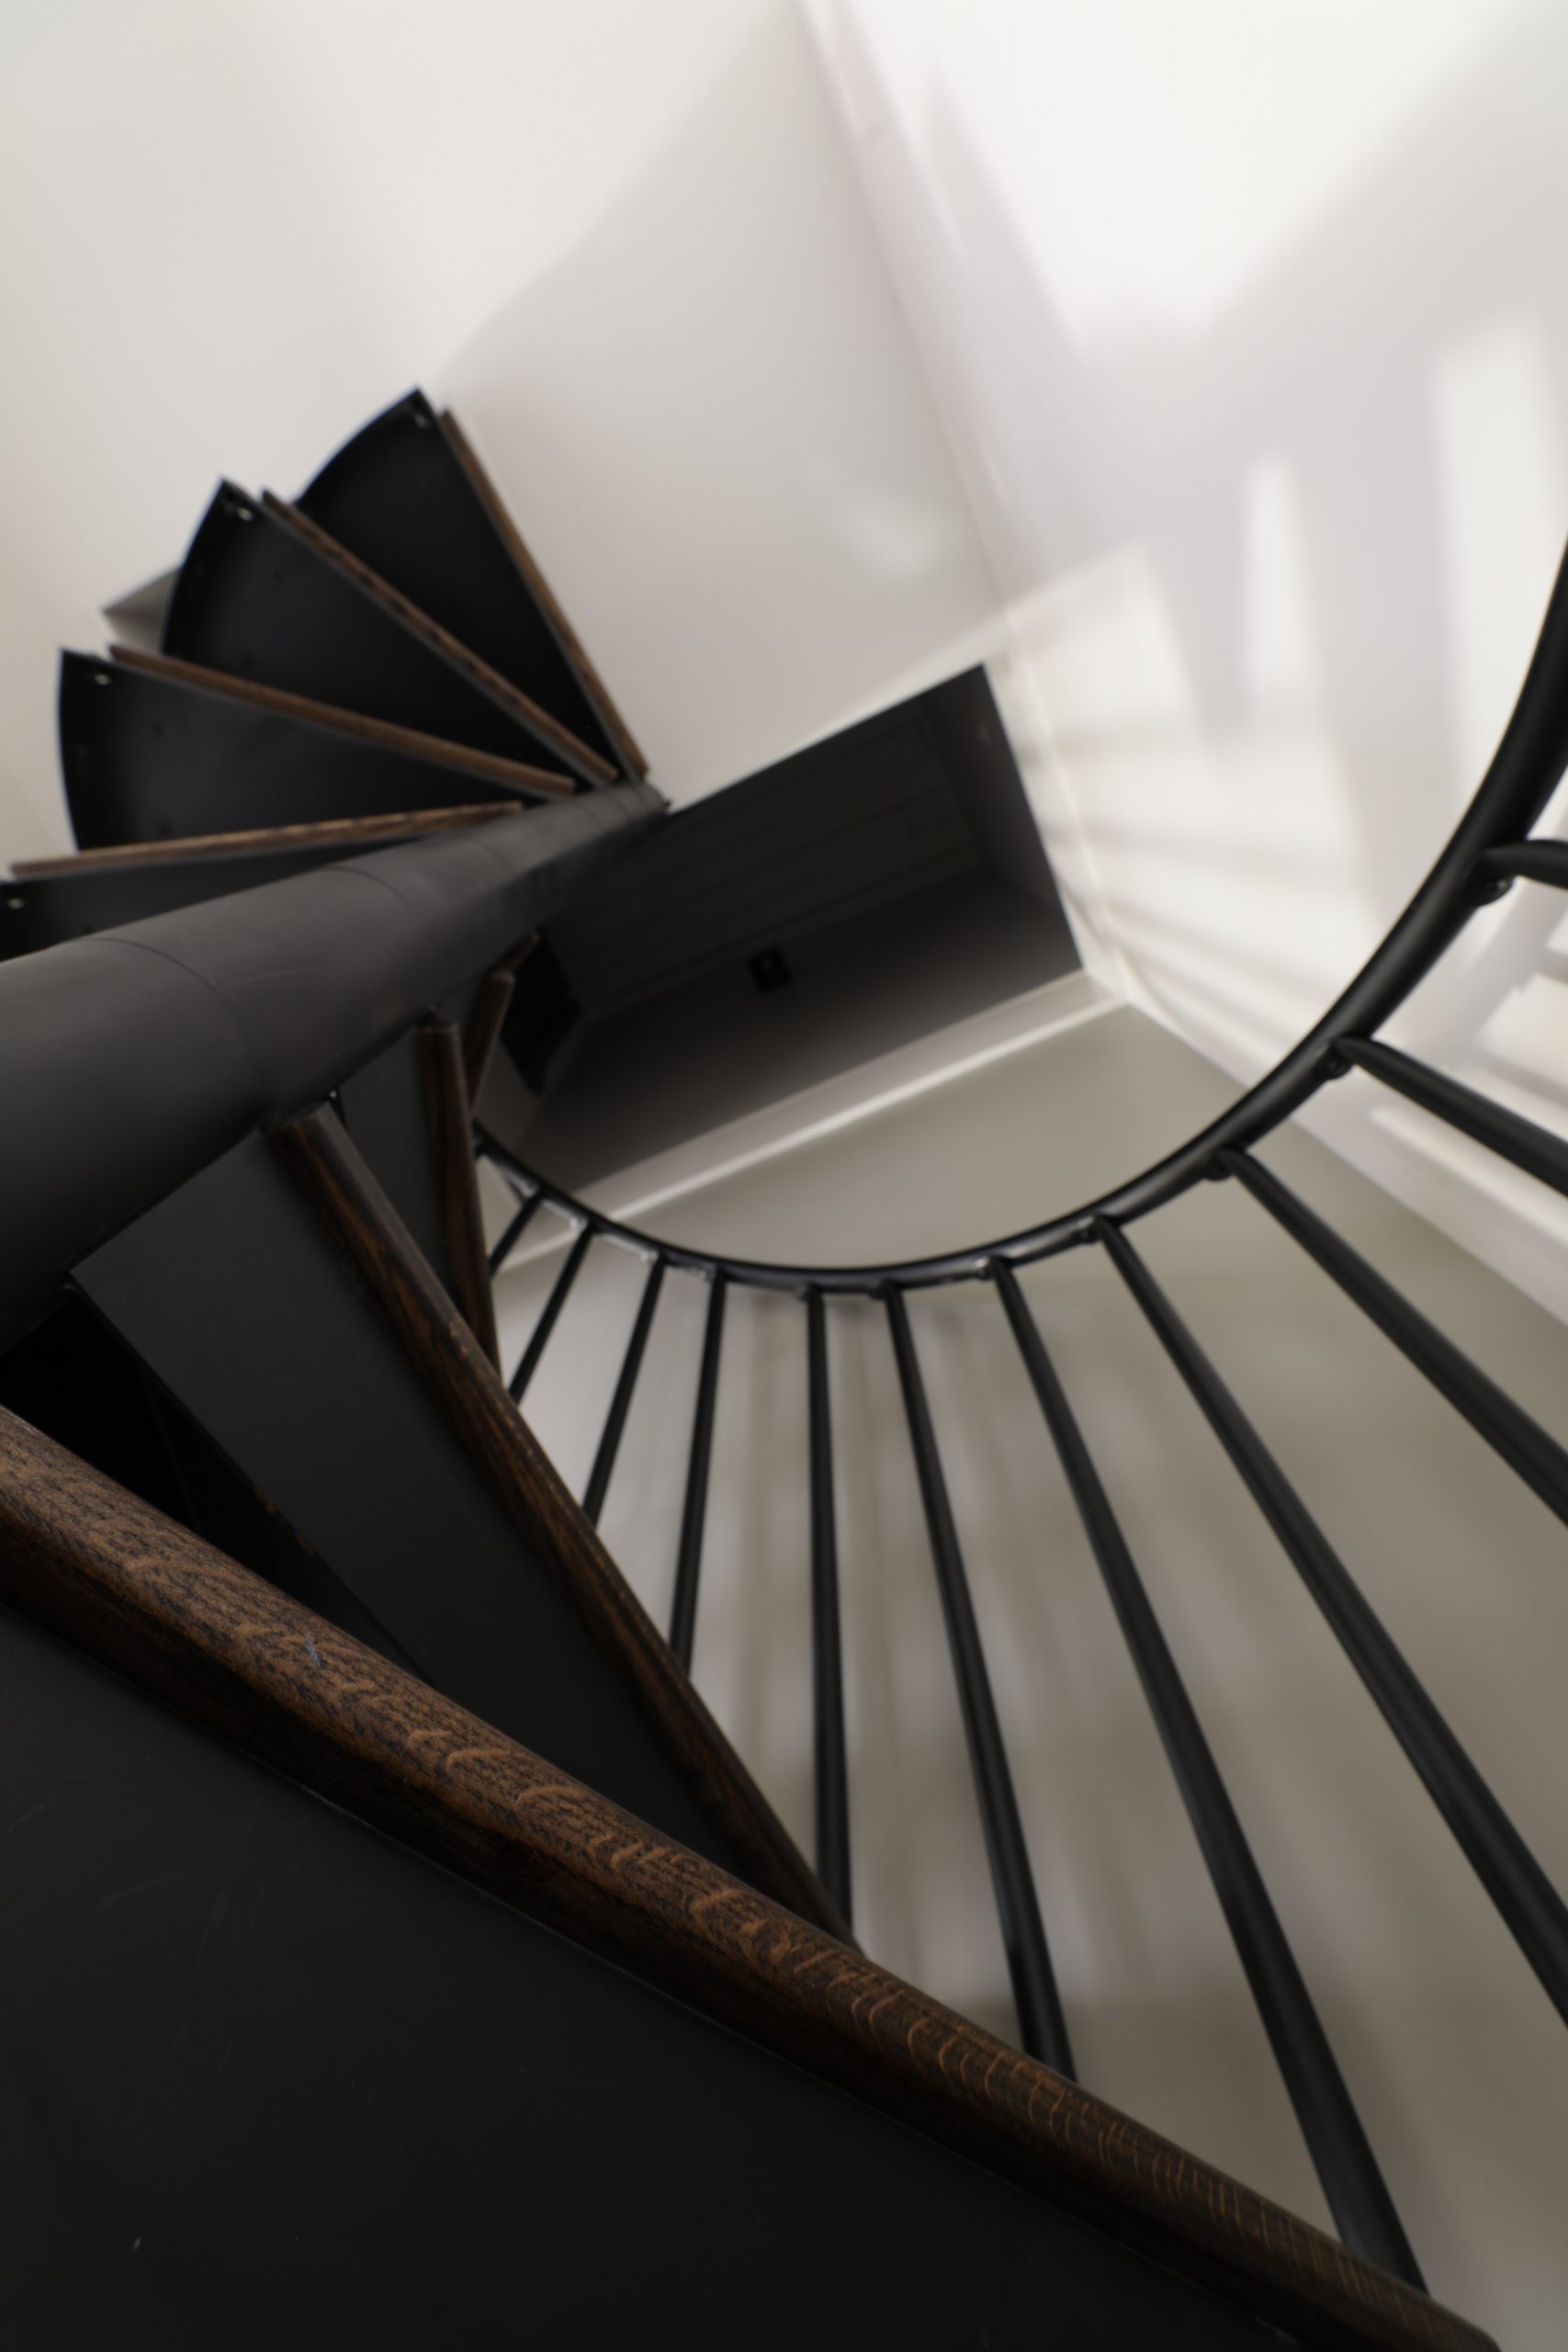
[{"left": 480, "top": 544, "right": 1568, "bottom": 2291}]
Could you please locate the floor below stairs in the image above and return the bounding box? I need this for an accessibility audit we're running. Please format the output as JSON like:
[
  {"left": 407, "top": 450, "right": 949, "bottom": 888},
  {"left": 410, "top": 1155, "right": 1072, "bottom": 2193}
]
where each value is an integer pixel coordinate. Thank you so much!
[{"left": 526, "top": 870, "right": 1078, "bottom": 1188}]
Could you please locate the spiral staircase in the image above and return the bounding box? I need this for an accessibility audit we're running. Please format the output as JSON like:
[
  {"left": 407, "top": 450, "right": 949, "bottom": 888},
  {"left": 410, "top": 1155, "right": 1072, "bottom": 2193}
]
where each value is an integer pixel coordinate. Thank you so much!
[{"left": 3, "top": 390, "right": 1567, "bottom": 2347}]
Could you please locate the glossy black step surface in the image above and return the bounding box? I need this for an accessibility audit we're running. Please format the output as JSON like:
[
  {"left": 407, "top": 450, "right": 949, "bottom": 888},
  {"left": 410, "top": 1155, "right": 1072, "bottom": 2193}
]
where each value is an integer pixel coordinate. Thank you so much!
[
  {"left": 58, "top": 651, "right": 553, "bottom": 849},
  {"left": 299, "top": 390, "right": 638, "bottom": 775},
  {"left": 0, "top": 1598, "right": 1291, "bottom": 2351},
  {"left": 161, "top": 483, "right": 568, "bottom": 766}
]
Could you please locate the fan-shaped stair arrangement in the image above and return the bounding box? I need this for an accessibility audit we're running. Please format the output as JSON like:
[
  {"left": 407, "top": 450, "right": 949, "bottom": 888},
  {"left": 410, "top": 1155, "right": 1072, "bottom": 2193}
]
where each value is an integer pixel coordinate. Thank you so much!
[
  {"left": 7, "top": 391, "right": 641, "bottom": 962},
  {"left": 60, "top": 645, "right": 574, "bottom": 846},
  {"left": 296, "top": 390, "right": 648, "bottom": 780},
  {"left": 0, "top": 393, "right": 1514, "bottom": 2351}
]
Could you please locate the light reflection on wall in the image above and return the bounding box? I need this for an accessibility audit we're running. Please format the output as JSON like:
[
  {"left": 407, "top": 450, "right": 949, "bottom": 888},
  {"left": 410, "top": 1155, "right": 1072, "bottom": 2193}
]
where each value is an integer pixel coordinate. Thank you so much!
[{"left": 805, "top": 0, "right": 1568, "bottom": 1323}]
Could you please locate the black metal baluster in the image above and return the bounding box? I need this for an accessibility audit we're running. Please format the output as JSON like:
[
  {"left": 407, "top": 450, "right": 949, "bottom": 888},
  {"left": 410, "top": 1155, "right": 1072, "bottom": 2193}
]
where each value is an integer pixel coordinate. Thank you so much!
[
  {"left": 807, "top": 1288, "right": 852, "bottom": 1923},
  {"left": 992, "top": 1260, "right": 1421, "bottom": 2281},
  {"left": 883, "top": 1283, "right": 1075, "bottom": 2075},
  {"left": 1478, "top": 839, "right": 1568, "bottom": 889},
  {"left": 1221, "top": 1148, "right": 1568, "bottom": 1528},
  {"left": 669, "top": 1273, "right": 727, "bottom": 1672},
  {"left": 1338, "top": 1036, "right": 1568, "bottom": 1200},
  {"left": 487, "top": 1186, "right": 543, "bottom": 1277},
  {"left": 508, "top": 1225, "right": 592, "bottom": 1403},
  {"left": 581, "top": 1255, "right": 665, "bottom": 1526},
  {"left": 1098, "top": 1215, "right": 1568, "bottom": 2027}
]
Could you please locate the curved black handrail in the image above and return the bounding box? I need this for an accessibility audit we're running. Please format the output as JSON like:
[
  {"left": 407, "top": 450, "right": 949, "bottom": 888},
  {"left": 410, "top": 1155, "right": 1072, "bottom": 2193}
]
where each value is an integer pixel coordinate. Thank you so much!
[
  {"left": 479, "top": 548, "right": 1568, "bottom": 2296},
  {"left": 483, "top": 544, "right": 1568, "bottom": 1293}
]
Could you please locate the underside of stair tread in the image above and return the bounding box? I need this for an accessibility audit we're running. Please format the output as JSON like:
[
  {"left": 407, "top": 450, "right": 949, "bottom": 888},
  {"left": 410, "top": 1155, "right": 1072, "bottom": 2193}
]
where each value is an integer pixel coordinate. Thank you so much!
[
  {"left": 0, "top": 832, "right": 446, "bottom": 957},
  {"left": 442, "top": 409, "right": 649, "bottom": 779},
  {"left": 58, "top": 646, "right": 570, "bottom": 854},
  {"left": 265, "top": 492, "right": 618, "bottom": 786},
  {"left": 0, "top": 1592, "right": 1291, "bottom": 2352},
  {"left": 0, "top": 1404, "right": 1493, "bottom": 2352},
  {"left": 158, "top": 481, "right": 606, "bottom": 779},
  {"left": 298, "top": 389, "right": 645, "bottom": 779},
  {"left": 106, "top": 643, "right": 575, "bottom": 793}
]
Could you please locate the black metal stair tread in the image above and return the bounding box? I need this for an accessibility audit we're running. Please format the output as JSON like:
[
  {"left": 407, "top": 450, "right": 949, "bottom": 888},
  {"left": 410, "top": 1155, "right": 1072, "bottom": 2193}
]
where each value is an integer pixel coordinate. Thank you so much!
[
  {"left": 269, "top": 492, "right": 615, "bottom": 785},
  {"left": 0, "top": 1590, "right": 1289, "bottom": 2352},
  {"left": 159, "top": 481, "right": 607, "bottom": 780},
  {"left": 59, "top": 647, "right": 570, "bottom": 853},
  {"left": 299, "top": 390, "right": 644, "bottom": 777},
  {"left": 0, "top": 1406, "right": 1491, "bottom": 2352},
  {"left": 107, "top": 643, "right": 574, "bottom": 790}
]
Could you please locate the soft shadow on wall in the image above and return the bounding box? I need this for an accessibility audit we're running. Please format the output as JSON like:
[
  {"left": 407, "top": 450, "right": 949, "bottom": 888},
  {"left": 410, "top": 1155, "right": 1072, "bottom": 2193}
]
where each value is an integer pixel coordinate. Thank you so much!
[
  {"left": 0, "top": 0, "right": 1002, "bottom": 862},
  {"left": 808, "top": 0, "right": 1568, "bottom": 1320},
  {"left": 434, "top": 1, "right": 1001, "bottom": 802},
  {"left": 0, "top": 0, "right": 419, "bottom": 860}
]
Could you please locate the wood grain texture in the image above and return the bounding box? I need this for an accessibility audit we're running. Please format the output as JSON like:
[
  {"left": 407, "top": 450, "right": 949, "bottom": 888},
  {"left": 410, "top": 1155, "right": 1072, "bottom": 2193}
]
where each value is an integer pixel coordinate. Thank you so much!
[
  {"left": 106, "top": 644, "right": 574, "bottom": 797},
  {"left": 463, "top": 970, "right": 516, "bottom": 1104},
  {"left": 271, "top": 1102, "right": 841, "bottom": 1940},
  {"left": 440, "top": 410, "right": 649, "bottom": 781},
  {"left": 417, "top": 1019, "right": 502, "bottom": 1370},
  {"left": 262, "top": 494, "right": 617, "bottom": 788},
  {"left": 0, "top": 1403, "right": 1492, "bottom": 2352},
  {"left": 463, "top": 937, "right": 537, "bottom": 1103},
  {"left": 13, "top": 804, "right": 511, "bottom": 877}
]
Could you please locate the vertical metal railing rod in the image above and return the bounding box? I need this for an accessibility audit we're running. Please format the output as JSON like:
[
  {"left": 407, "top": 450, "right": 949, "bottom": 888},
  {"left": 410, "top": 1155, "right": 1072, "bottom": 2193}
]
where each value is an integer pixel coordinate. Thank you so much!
[
  {"left": 508, "top": 1225, "right": 592, "bottom": 1403},
  {"left": 1220, "top": 1148, "right": 1568, "bottom": 1529},
  {"left": 581, "top": 1256, "right": 666, "bottom": 1526},
  {"left": 1478, "top": 839, "right": 1568, "bottom": 889},
  {"left": 1097, "top": 1215, "right": 1568, "bottom": 2027},
  {"left": 883, "top": 1283, "right": 1076, "bottom": 2075},
  {"left": 488, "top": 1185, "right": 544, "bottom": 1277},
  {"left": 806, "top": 1287, "right": 852, "bottom": 1922},
  {"left": 1476, "top": 837, "right": 1568, "bottom": 888},
  {"left": 669, "top": 1272, "right": 728, "bottom": 1671},
  {"left": 992, "top": 1259, "right": 1422, "bottom": 2282}
]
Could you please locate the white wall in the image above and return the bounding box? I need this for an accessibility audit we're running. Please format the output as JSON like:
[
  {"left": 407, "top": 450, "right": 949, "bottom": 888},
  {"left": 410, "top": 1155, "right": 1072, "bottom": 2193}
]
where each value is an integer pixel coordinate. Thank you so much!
[
  {"left": 0, "top": 0, "right": 997, "bottom": 861},
  {"left": 800, "top": 0, "right": 1568, "bottom": 1323},
  {"left": 487, "top": 1001, "right": 1568, "bottom": 2352},
  {"left": 11, "top": 8, "right": 1566, "bottom": 2331}
]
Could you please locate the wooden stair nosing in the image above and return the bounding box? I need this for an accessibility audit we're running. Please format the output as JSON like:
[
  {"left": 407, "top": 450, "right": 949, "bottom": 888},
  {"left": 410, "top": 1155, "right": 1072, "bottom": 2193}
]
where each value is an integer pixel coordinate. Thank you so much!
[
  {"left": 0, "top": 1403, "right": 1494, "bottom": 2352},
  {"left": 295, "top": 390, "right": 629, "bottom": 782},
  {"left": 103, "top": 644, "right": 576, "bottom": 800},
  {"left": 417, "top": 1018, "right": 502, "bottom": 1371},
  {"left": 13, "top": 804, "right": 513, "bottom": 879},
  {"left": 439, "top": 408, "right": 649, "bottom": 781},
  {"left": 271, "top": 1102, "right": 838, "bottom": 1941},
  {"left": 262, "top": 492, "right": 618, "bottom": 788}
]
